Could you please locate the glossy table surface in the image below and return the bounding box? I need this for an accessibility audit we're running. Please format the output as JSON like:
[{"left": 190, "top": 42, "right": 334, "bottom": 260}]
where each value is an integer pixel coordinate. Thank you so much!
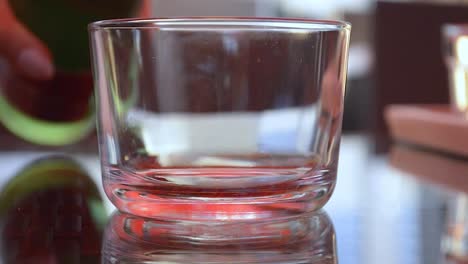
[{"left": 0, "top": 135, "right": 459, "bottom": 263}]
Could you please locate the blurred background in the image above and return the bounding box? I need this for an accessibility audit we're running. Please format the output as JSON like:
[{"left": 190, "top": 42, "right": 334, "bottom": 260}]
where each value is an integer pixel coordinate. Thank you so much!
[{"left": 3, "top": 0, "right": 464, "bottom": 154}]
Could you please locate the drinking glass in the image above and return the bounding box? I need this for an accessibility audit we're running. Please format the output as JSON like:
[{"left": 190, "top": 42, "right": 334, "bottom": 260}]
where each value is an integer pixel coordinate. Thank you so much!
[
  {"left": 89, "top": 18, "right": 350, "bottom": 221},
  {"left": 443, "top": 24, "right": 468, "bottom": 114}
]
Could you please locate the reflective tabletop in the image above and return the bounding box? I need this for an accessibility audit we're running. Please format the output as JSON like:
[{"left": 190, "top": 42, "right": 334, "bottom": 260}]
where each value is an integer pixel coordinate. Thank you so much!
[{"left": 0, "top": 136, "right": 459, "bottom": 263}]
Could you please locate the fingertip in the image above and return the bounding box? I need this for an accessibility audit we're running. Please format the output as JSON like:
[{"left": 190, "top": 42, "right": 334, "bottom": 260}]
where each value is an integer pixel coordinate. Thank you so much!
[{"left": 16, "top": 49, "right": 54, "bottom": 80}]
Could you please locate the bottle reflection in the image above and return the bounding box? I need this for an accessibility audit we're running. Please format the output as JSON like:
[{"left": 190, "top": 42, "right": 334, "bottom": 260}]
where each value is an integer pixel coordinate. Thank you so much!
[
  {"left": 0, "top": 156, "right": 105, "bottom": 263},
  {"left": 102, "top": 210, "right": 337, "bottom": 264}
]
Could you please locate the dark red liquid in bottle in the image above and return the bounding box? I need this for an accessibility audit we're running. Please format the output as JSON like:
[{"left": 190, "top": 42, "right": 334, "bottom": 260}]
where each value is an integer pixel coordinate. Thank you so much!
[{"left": 4, "top": 72, "right": 93, "bottom": 122}]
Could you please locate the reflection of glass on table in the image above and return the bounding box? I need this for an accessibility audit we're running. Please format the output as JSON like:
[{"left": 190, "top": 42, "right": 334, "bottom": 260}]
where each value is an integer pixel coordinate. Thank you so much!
[
  {"left": 444, "top": 194, "right": 468, "bottom": 264},
  {"left": 389, "top": 139, "right": 468, "bottom": 263},
  {"left": 102, "top": 210, "right": 337, "bottom": 264}
]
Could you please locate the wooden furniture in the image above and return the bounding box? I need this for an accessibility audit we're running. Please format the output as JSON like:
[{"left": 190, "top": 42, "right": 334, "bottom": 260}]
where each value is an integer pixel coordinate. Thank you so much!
[
  {"left": 387, "top": 104, "right": 468, "bottom": 193},
  {"left": 373, "top": 1, "right": 468, "bottom": 152}
]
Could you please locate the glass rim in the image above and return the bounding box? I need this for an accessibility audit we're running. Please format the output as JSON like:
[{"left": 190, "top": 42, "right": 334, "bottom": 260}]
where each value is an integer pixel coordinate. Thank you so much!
[{"left": 88, "top": 17, "right": 351, "bottom": 31}]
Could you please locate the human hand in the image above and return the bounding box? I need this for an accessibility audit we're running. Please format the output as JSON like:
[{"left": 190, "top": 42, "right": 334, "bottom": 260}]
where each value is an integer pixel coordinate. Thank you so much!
[{"left": 0, "top": 0, "right": 54, "bottom": 81}]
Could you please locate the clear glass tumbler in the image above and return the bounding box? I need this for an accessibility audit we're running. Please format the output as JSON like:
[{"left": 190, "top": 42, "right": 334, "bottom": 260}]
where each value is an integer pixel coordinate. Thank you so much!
[{"left": 89, "top": 18, "right": 350, "bottom": 221}]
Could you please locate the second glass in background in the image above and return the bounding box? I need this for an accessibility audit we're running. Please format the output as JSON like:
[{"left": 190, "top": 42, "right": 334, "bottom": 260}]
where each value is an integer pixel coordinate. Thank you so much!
[{"left": 443, "top": 24, "right": 468, "bottom": 114}]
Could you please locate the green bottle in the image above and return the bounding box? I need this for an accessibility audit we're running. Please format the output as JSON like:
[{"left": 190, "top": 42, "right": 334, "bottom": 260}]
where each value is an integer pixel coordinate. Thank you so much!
[{"left": 0, "top": 0, "right": 142, "bottom": 146}]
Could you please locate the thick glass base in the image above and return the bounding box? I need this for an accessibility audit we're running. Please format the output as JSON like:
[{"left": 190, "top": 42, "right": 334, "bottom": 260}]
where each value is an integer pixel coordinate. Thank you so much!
[{"left": 103, "top": 168, "right": 335, "bottom": 221}]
